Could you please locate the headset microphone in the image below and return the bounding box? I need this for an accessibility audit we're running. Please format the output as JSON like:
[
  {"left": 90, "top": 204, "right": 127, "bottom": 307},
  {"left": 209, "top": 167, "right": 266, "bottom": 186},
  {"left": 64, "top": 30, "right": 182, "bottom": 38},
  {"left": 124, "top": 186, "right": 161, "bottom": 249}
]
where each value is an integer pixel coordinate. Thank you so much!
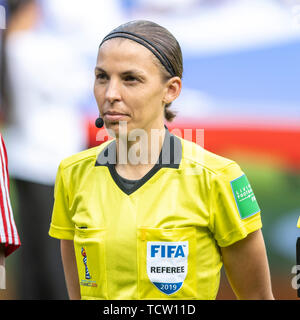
[{"left": 95, "top": 117, "right": 104, "bottom": 128}]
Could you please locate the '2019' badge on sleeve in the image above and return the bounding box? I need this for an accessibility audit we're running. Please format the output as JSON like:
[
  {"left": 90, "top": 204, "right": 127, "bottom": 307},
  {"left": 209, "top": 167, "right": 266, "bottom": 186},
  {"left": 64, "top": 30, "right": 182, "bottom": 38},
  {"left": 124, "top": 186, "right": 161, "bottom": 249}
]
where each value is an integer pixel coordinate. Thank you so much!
[
  {"left": 230, "top": 174, "right": 260, "bottom": 219},
  {"left": 147, "top": 241, "right": 188, "bottom": 295}
]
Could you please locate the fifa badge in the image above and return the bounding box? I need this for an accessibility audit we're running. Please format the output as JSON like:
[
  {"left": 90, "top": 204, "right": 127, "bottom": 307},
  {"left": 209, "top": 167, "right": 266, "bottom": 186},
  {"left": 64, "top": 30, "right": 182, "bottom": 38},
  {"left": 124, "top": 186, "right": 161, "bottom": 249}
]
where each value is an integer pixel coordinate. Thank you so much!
[{"left": 147, "top": 241, "right": 188, "bottom": 295}]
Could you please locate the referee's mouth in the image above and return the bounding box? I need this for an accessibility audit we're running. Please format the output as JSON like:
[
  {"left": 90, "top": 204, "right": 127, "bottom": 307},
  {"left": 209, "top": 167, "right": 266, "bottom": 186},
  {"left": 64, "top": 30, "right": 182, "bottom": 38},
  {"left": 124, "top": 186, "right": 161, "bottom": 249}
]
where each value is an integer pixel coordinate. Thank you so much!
[{"left": 103, "top": 111, "right": 130, "bottom": 122}]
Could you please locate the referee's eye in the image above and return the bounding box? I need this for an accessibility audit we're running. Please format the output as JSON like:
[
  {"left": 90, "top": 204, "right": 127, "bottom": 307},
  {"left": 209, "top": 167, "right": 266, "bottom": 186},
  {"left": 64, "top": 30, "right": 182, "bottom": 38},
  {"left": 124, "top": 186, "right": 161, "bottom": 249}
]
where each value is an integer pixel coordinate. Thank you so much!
[
  {"left": 95, "top": 72, "right": 108, "bottom": 82},
  {"left": 124, "top": 75, "right": 137, "bottom": 82}
]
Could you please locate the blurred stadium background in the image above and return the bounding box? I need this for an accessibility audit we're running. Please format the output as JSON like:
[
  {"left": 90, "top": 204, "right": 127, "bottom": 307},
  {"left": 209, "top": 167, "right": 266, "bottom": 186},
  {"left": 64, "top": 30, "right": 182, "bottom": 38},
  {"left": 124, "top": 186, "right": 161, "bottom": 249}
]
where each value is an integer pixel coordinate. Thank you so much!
[{"left": 0, "top": 0, "right": 300, "bottom": 299}]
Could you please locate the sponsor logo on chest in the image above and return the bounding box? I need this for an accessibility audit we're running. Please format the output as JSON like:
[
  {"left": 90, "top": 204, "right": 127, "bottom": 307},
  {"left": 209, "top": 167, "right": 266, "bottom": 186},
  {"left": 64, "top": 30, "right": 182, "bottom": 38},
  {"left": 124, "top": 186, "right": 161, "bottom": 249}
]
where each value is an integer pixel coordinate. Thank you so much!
[{"left": 147, "top": 241, "right": 188, "bottom": 295}]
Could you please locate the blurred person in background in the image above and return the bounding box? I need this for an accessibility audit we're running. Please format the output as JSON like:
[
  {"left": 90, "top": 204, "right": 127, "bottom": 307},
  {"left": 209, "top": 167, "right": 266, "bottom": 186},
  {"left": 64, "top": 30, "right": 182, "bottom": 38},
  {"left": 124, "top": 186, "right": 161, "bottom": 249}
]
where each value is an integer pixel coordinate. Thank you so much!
[
  {"left": 0, "top": 0, "right": 123, "bottom": 299},
  {"left": 0, "top": 0, "right": 70, "bottom": 299},
  {"left": 0, "top": 133, "right": 21, "bottom": 290}
]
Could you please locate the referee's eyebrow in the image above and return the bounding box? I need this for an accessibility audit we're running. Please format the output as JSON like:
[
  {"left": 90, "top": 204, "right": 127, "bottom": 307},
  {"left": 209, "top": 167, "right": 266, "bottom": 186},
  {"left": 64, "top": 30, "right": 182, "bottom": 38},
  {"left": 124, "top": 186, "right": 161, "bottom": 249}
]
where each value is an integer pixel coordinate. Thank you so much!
[
  {"left": 95, "top": 67, "right": 106, "bottom": 74},
  {"left": 95, "top": 66, "right": 146, "bottom": 77}
]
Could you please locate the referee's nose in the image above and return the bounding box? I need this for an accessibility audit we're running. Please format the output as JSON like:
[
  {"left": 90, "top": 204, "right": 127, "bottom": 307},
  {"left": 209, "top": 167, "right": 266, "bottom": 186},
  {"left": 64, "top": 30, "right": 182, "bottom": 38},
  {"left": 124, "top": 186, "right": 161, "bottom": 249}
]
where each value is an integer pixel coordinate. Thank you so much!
[{"left": 105, "top": 77, "right": 122, "bottom": 105}]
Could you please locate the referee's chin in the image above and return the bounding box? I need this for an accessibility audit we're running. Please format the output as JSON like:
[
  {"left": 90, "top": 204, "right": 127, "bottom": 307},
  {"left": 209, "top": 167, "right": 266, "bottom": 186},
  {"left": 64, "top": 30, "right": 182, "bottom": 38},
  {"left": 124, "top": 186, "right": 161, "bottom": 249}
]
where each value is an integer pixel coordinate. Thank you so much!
[{"left": 105, "top": 120, "right": 129, "bottom": 138}]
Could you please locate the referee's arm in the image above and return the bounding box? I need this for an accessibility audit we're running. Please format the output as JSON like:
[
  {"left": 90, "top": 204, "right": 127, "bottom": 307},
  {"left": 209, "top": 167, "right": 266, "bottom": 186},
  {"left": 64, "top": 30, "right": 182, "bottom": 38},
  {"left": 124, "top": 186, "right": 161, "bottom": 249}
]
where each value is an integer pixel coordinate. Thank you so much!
[
  {"left": 220, "top": 229, "right": 274, "bottom": 300},
  {"left": 61, "top": 240, "right": 81, "bottom": 300}
]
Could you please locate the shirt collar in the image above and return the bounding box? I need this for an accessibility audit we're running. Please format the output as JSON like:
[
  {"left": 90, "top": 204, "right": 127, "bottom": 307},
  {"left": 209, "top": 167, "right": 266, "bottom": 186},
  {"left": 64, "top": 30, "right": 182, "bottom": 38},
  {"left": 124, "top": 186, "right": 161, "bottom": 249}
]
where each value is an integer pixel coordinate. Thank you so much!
[{"left": 95, "top": 126, "right": 182, "bottom": 169}]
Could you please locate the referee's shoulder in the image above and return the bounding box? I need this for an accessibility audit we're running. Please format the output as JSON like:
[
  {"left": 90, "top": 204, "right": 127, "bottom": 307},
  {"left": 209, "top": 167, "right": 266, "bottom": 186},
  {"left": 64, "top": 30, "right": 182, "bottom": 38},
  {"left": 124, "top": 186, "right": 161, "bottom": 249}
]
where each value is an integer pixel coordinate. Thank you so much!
[
  {"left": 58, "top": 140, "right": 113, "bottom": 170},
  {"left": 179, "top": 137, "right": 239, "bottom": 175}
]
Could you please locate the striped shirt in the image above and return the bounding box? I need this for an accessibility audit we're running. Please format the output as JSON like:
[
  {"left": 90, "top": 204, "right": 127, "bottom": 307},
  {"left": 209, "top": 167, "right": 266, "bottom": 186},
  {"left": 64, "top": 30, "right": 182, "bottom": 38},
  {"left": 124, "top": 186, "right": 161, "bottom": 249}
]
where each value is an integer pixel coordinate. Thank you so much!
[{"left": 0, "top": 134, "right": 20, "bottom": 257}]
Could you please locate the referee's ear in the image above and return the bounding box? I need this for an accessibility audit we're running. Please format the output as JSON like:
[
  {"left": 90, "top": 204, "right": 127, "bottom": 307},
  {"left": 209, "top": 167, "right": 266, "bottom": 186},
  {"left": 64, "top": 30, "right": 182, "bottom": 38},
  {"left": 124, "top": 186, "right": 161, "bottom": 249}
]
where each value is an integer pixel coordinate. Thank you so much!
[{"left": 163, "top": 76, "right": 182, "bottom": 105}]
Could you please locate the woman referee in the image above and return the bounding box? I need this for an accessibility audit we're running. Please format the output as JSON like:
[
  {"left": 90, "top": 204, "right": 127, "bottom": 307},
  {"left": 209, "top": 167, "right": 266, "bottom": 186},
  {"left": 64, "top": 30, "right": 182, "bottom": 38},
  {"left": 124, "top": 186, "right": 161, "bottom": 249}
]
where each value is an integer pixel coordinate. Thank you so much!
[{"left": 49, "top": 20, "right": 274, "bottom": 300}]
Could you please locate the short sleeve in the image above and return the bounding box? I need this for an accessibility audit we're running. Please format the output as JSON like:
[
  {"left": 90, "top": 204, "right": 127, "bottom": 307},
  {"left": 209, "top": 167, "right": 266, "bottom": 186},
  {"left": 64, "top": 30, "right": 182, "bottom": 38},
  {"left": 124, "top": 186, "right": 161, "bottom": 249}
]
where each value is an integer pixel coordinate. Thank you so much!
[
  {"left": 48, "top": 163, "right": 74, "bottom": 240},
  {"left": 209, "top": 162, "right": 262, "bottom": 247},
  {"left": 297, "top": 216, "right": 300, "bottom": 229}
]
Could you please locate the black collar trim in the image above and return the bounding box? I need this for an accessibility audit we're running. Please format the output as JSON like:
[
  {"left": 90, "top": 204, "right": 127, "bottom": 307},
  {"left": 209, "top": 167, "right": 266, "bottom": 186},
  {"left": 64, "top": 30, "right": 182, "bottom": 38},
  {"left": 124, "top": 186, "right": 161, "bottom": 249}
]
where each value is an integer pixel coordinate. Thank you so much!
[{"left": 95, "top": 128, "right": 182, "bottom": 195}]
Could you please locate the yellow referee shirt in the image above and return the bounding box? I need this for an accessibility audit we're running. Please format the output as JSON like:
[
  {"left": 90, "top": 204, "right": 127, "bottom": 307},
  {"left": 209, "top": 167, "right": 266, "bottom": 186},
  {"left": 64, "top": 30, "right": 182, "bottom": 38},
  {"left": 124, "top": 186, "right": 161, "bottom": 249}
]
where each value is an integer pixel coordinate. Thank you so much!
[{"left": 49, "top": 129, "right": 262, "bottom": 300}]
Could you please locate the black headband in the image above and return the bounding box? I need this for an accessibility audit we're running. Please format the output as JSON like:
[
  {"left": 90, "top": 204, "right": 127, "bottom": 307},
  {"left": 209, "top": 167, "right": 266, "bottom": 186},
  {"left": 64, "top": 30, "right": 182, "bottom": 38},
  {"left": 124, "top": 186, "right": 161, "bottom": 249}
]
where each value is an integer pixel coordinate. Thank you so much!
[{"left": 99, "top": 31, "right": 176, "bottom": 77}]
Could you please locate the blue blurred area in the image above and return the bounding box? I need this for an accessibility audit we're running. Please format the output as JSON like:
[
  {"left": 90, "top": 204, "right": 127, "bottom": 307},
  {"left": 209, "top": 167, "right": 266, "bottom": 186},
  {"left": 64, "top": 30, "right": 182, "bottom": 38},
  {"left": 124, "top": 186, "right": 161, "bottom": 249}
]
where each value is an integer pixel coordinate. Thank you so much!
[
  {"left": 120, "top": 0, "right": 136, "bottom": 11},
  {"left": 183, "top": 40, "right": 300, "bottom": 105}
]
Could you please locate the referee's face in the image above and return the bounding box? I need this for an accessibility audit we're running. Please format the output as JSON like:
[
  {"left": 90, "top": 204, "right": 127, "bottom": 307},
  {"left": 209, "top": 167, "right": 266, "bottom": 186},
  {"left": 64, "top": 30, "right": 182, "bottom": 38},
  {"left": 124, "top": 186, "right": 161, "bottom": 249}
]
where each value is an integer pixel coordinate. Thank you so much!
[{"left": 94, "top": 38, "right": 171, "bottom": 136}]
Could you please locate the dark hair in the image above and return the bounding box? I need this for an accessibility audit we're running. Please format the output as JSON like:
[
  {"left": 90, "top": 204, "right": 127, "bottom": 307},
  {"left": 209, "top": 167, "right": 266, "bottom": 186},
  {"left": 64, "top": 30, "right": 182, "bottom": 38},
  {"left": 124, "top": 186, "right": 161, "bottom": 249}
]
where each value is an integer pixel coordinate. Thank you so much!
[{"left": 102, "top": 20, "right": 183, "bottom": 122}]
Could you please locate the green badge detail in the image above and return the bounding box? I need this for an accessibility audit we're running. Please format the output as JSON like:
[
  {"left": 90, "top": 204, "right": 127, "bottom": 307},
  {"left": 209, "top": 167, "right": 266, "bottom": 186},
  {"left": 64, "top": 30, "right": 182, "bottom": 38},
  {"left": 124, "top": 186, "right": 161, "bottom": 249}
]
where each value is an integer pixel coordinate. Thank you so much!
[{"left": 230, "top": 174, "right": 260, "bottom": 219}]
